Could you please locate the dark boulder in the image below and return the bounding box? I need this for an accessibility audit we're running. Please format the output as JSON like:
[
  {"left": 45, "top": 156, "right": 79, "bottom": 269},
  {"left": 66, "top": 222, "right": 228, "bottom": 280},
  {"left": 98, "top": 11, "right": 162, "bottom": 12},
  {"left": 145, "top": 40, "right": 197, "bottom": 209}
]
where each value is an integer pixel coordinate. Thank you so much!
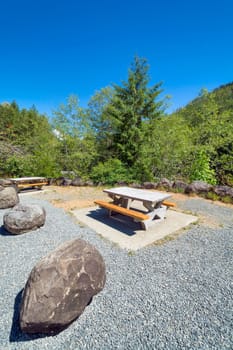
[
  {"left": 20, "top": 239, "right": 106, "bottom": 334},
  {"left": 62, "top": 178, "right": 73, "bottom": 186},
  {"left": 185, "top": 181, "right": 213, "bottom": 194},
  {"left": 71, "top": 177, "right": 85, "bottom": 186},
  {"left": 157, "top": 178, "right": 173, "bottom": 190},
  {"left": 3, "top": 204, "right": 46, "bottom": 234},
  {"left": 214, "top": 185, "right": 233, "bottom": 199},
  {"left": 0, "top": 186, "right": 19, "bottom": 209},
  {"left": 143, "top": 182, "right": 157, "bottom": 189},
  {"left": 172, "top": 180, "right": 187, "bottom": 191},
  {"left": 130, "top": 183, "right": 143, "bottom": 189}
]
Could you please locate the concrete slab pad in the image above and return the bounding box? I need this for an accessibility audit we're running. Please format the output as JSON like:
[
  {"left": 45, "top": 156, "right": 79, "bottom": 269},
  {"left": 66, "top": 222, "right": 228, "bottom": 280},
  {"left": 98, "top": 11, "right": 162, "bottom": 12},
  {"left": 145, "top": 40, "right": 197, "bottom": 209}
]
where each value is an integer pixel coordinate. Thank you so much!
[{"left": 72, "top": 206, "right": 198, "bottom": 250}]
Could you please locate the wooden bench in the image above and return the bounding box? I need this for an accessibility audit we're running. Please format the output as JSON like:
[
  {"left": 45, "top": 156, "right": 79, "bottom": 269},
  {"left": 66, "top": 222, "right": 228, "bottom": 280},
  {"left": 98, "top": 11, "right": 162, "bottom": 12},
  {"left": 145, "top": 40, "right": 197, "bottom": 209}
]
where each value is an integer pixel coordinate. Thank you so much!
[
  {"left": 17, "top": 182, "right": 48, "bottom": 190},
  {"left": 94, "top": 200, "right": 149, "bottom": 221},
  {"left": 163, "top": 201, "right": 176, "bottom": 207}
]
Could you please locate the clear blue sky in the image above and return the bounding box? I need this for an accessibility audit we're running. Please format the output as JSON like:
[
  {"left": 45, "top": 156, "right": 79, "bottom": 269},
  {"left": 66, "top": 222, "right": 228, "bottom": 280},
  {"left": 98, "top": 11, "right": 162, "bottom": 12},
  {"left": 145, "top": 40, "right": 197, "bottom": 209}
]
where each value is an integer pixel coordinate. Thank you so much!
[{"left": 0, "top": 0, "right": 232, "bottom": 116}]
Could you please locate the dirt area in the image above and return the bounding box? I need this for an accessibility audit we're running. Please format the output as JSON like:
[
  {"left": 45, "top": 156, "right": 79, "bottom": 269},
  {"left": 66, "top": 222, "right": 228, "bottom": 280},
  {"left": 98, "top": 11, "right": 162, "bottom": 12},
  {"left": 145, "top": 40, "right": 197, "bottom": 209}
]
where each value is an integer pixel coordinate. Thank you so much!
[
  {"left": 31, "top": 185, "right": 109, "bottom": 211},
  {"left": 28, "top": 185, "right": 232, "bottom": 229},
  {"left": 29, "top": 185, "right": 233, "bottom": 209}
]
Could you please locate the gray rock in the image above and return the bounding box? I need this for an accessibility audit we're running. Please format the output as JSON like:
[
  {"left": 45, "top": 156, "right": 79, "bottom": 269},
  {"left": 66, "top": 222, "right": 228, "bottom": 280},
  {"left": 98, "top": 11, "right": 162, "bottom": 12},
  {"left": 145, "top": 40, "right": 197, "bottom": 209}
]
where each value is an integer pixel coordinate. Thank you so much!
[
  {"left": 185, "top": 181, "right": 213, "bottom": 194},
  {"left": 20, "top": 239, "right": 106, "bottom": 334},
  {"left": 62, "top": 178, "right": 73, "bottom": 186},
  {"left": 157, "top": 178, "right": 173, "bottom": 190},
  {"left": 172, "top": 180, "right": 187, "bottom": 190},
  {"left": 0, "top": 186, "right": 19, "bottom": 209},
  {"left": 143, "top": 182, "right": 157, "bottom": 189},
  {"left": 3, "top": 204, "right": 46, "bottom": 234},
  {"left": 71, "top": 177, "right": 85, "bottom": 186},
  {"left": 0, "top": 178, "right": 14, "bottom": 187},
  {"left": 214, "top": 185, "right": 233, "bottom": 198}
]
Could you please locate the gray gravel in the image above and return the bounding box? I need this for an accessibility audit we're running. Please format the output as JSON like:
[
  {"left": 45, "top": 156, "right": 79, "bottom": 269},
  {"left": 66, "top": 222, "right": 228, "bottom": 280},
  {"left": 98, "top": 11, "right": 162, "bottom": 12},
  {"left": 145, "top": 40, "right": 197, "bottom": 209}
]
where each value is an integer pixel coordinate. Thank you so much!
[{"left": 0, "top": 195, "right": 232, "bottom": 350}]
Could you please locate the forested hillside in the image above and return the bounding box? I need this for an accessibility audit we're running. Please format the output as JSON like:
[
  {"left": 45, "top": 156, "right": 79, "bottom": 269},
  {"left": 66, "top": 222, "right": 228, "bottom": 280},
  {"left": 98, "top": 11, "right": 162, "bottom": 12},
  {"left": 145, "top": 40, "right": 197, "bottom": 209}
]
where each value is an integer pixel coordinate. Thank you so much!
[{"left": 0, "top": 58, "right": 232, "bottom": 185}]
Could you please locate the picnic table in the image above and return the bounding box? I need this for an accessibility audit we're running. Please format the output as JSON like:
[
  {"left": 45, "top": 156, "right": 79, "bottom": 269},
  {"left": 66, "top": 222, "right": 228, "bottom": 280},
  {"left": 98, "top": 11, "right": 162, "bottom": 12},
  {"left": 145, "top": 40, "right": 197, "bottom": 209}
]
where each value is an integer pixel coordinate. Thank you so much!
[
  {"left": 9, "top": 177, "right": 48, "bottom": 192},
  {"left": 95, "top": 186, "right": 174, "bottom": 230}
]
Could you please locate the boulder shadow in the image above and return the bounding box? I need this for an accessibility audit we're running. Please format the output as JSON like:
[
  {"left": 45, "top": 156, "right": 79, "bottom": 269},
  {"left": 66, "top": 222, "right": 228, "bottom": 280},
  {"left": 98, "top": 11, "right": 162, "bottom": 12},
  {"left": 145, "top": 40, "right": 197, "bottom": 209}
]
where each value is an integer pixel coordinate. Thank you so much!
[
  {"left": 9, "top": 290, "right": 94, "bottom": 342},
  {"left": 9, "top": 289, "right": 48, "bottom": 342},
  {"left": 0, "top": 225, "right": 11, "bottom": 236}
]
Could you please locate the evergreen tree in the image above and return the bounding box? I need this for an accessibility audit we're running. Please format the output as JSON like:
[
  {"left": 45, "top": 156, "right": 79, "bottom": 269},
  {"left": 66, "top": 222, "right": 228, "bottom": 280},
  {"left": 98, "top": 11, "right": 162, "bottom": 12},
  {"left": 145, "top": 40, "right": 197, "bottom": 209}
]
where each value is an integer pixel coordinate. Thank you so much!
[{"left": 103, "top": 56, "right": 164, "bottom": 168}]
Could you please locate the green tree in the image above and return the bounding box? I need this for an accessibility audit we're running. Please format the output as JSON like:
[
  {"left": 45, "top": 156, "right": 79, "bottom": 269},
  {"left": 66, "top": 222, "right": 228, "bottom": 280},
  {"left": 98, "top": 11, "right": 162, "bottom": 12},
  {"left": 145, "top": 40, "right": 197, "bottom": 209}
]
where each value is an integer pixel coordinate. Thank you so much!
[
  {"left": 52, "top": 95, "right": 97, "bottom": 177},
  {"left": 102, "top": 56, "right": 165, "bottom": 172}
]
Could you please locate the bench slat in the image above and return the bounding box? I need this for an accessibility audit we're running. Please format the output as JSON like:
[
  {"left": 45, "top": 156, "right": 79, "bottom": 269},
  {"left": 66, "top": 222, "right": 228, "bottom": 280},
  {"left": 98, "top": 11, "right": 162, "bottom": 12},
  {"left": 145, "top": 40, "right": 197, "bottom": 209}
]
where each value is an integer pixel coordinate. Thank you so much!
[
  {"left": 163, "top": 201, "right": 176, "bottom": 207},
  {"left": 94, "top": 200, "right": 149, "bottom": 221},
  {"left": 17, "top": 182, "right": 48, "bottom": 188}
]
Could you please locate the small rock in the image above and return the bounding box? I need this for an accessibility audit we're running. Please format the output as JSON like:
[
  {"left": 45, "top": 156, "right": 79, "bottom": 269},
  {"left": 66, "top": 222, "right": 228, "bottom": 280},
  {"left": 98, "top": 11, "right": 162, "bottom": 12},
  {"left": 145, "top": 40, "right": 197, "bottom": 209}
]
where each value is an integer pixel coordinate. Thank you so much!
[
  {"left": 20, "top": 239, "right": 106, "bottom": 334},
  {"left": 3, "top": 204, "right": 46, "bottom": 234},
  {"left": 0, "top": 186, "right": 19, "bottom": 209}
]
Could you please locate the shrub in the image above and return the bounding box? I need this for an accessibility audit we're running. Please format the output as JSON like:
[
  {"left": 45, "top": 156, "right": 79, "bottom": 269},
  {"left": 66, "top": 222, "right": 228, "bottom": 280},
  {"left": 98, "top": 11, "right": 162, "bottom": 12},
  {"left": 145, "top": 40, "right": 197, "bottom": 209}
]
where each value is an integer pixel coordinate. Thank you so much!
[
  {"left": 189, "top": 149, "right": 217, "bottom": 185},
  {"left": 90, "top": 158, "right": 134, "bottom": 185}
]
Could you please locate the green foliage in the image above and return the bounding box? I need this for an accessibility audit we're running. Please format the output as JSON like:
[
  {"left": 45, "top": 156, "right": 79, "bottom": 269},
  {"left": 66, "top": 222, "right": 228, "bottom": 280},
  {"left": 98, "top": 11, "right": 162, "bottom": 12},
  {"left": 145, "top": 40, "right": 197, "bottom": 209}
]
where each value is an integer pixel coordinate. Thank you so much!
[
  {"left": 189, "top": 149, "right": 217, "bottom": 185},
  {"left": 97, "top": 56, "right": 165, "bottom": 166},
  {"left": 0, "top": 64, "right": 232, "bottom": 186},
  {"left": 205, "top": 191, "right": 220, "bottom": 201},
  {"left": 90, "top": 159, "right": 134, "bottom": 185},
  {"left": 0, "top": 102, "right": 60, "bottom": 178}
]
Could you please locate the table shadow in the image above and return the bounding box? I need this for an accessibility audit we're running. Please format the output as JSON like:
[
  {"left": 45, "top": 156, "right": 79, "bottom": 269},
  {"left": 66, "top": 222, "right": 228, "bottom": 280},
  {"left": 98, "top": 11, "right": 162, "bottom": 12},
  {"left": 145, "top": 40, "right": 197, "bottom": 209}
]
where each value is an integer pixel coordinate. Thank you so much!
[{"left": 87, "top": 208, "right": 142, "bottom": 236}]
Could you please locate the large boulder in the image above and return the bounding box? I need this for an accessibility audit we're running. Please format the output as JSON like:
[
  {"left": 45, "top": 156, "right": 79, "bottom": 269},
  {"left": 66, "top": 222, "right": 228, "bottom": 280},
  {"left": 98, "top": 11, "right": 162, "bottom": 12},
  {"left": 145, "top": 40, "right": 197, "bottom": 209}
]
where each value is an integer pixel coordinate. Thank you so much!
[
  {"left": 3, "top": 204, "right": 46, "bottom": 234},
  {"left": 0, "top": 186, "right": 19, "bottom": 209},
  {"left": 20, "top": 239, "right": 106, "bottom": 334}
]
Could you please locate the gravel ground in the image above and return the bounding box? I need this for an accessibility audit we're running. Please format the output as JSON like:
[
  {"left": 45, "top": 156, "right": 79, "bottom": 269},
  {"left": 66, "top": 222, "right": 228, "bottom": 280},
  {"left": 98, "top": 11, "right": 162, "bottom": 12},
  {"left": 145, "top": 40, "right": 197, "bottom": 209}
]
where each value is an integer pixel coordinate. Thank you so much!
[{"left": 0, "top": 194, "right": 232, "bottom": 350}]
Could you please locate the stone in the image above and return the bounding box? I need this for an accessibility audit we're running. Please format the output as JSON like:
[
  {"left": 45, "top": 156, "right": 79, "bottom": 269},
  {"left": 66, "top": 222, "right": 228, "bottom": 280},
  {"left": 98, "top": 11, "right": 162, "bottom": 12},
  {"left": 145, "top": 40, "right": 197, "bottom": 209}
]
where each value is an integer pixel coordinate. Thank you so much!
[
  {"left": 172, "top": 180, "right": 187, "bottom": 191},
  {"left": 20, "top": 239, "right": 106, "bottom": 334},
  {"left": 185, "top": 180, "right": 213, "bottom": 194},
  {"left": 0, "top": 186, "right": 19, "bottom": 209},
  {"left": 143, "top": 182, "right": 157, "bottom": 189},
  {"left": 62, "top": 178, "right": 73, "bottom": 186},
  {"left": 3, "top": 204, "right": 46, "bottom": 234},
  {"left": 214, "top": 185, "right": 233, "bottom": 198},
  {"left": 0, "top": 178, "right": 14, "bottom": 187},
  {"left": 71, "top": 177, "right": 85, "bottom": 186},
  {"left": 157, "top": 178, "right": 173, "bottom": 190}
]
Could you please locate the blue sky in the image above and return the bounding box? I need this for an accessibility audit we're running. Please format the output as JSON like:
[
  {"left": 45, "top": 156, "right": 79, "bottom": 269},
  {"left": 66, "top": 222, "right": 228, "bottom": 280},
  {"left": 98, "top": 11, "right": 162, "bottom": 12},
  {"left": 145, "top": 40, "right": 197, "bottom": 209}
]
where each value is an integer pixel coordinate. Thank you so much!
[{"left": 0, "top": 0, "right": 232, "bottom": 116}]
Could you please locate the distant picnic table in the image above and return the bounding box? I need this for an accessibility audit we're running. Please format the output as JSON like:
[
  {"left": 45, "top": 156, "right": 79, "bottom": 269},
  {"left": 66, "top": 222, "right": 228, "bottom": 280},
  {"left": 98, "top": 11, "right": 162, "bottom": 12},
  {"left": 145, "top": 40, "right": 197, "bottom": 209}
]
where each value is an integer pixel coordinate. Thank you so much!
[{"left": 10, "top": 177, "right": 48, "bottom": 192}]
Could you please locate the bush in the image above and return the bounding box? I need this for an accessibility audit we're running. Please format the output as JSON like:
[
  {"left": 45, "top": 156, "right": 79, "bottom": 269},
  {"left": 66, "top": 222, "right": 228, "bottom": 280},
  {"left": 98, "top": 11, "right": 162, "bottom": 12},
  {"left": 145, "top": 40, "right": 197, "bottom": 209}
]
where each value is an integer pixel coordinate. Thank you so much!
[
  {"left": 90, "top": 158, "right": 134, "bottom": 185},
  {"left": 189, "top": 149, "right": 217, "bottom": 185}
]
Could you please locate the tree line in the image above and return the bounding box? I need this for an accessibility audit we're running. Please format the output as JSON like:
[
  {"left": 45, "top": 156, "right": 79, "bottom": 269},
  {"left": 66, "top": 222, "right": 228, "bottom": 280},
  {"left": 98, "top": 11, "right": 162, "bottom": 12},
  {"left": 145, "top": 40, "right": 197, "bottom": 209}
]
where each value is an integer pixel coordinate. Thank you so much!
[{"left": 0, "top": 57, "right": 232, "bottom": 186}]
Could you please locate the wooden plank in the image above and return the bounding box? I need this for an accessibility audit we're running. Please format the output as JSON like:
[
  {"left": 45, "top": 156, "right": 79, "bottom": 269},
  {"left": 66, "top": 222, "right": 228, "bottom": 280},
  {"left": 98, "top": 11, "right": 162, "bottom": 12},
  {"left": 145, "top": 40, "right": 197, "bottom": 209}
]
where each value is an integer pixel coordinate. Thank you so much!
[
  {"left": 163, "top": 201, "right": 176, "bottom": 207},
  {"left": 17, "top": 182, "right": 48, "bottom": 189},
  {"left": 94, "top": 200, "right": 149, "bottom": 221}
]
